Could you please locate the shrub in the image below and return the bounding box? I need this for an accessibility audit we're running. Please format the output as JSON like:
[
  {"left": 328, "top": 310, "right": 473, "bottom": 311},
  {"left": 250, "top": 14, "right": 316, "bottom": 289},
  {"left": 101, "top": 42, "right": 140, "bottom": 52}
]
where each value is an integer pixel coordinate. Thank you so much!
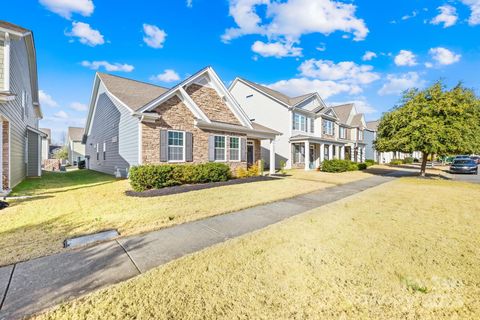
[
  {"left": 279, "top": 160, "right": 287, "bottom": 175},
  {"left": 129, "top": 163, "right": 231, "bottom": 192},
  {"left": 247, "top": 164, "right": 260, "bottom": 177},
  {"left": 236, "top": 167, "right": 247, "bottom": 178},
  {"left": 402, "top": 157, "right": 414, "bottom": 164},
  {"left": 322, "top": 159, "right": 358, "bottom": 173},
  {"left": 365, "top": 159, "right": 375, "bottom": 167},
  {"left": 357, "top": 163, "right": 367, "bottom": 170},
  {"left": 390, "top": 159, "right": 403, "bottom": 165}
]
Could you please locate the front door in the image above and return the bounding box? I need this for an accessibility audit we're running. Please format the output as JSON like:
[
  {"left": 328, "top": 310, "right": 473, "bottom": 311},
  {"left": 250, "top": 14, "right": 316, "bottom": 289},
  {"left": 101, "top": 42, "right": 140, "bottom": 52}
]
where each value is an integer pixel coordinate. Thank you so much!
[
  {"left": 345, "top": 146, "right": 351, "bottom": 161},
  {"left": 247, "top": 142, "right": 254, "bottom": 167},
  {"left": 309, "top": 145, "right": 315, "bottom": 169}
]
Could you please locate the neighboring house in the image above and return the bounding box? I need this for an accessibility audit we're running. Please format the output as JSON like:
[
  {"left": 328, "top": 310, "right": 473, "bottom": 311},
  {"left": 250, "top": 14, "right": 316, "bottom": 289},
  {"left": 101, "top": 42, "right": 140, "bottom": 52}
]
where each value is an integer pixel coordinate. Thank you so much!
[
  {"left": 0, "top": 21, "right": 44, "bottom": 192},
  {"left": 67, "top": 127, "right": 85, "bottom": 165},
  {"left": 331, "top": 104, "right": 367, "bottom": 163},
  {"left": 229, "top": 78, "right": 367, "bottom": 170},
  {"left": 83, "top": 67, "right": 280, "bottom": 177},
  {"left": 39, "top": 128, "right": 50, "bottom": 161},
  {"left": 365, "top": 120, "right": 422, "bottom": 163}
]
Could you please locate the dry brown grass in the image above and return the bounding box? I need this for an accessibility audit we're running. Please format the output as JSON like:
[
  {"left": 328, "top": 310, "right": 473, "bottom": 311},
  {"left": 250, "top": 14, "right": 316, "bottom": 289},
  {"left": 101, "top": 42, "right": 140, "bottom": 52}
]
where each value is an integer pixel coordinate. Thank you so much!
[
  {"left": 35, "top": 177, "right": 480, "bottom": 319},
  {"left": 1, "top": 168, "right": 371, "bottom": 266}
]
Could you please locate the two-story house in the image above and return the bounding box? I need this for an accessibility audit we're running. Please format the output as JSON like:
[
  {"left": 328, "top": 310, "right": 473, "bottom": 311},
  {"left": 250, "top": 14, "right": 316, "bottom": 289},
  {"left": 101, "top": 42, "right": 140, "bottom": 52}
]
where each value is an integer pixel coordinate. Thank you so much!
[
  {"left": 0, "top": 21, "right": 44, "bottom": 193},
  {"left": 67, "top": 127, "right": 85, "bottom": 165},
  {"left": 230, "top": 78, "right": 360, "bottom": 170},
  {"left": 331, "top": 104, "right": 367, "bottom": 163}
]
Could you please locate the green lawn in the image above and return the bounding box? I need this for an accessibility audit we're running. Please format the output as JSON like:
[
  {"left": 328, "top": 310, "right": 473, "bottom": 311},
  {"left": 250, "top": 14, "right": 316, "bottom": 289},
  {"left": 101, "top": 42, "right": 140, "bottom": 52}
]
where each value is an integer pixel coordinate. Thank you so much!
[
  {"left": 0, "top": 169, "right": 373, "bottom": 266},
  {"left": 36, "top": 178, "right": 480, "bottom": 320}
]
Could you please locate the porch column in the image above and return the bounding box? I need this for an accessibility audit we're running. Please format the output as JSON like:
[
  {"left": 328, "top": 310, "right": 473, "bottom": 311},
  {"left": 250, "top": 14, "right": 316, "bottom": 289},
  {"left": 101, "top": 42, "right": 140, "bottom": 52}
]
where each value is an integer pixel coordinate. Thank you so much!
[
  {"left": 328, "top": 144, "right": 333, "bottom": 160},
  {"left": 269, "top": 139, "right": 276, "bottom": 175},
  {"left": 304, "top": 140, "right": 310, "bottom": 171},
  {"left": 335, "top": 145, "right": 340, "bottom": 159},
  {"left": 340, "top": 146, "right": 345, "bottom": 160},
  {"left": 320, "top": 143, "right": 324, "bottom": 163}
]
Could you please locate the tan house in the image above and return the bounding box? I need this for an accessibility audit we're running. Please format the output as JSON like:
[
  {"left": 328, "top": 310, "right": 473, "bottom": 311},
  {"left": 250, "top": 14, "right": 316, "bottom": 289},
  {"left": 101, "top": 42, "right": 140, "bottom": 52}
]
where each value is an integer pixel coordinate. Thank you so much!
[
  {"left": 83, "top": 67, "right": 280, "bottom": 177},
  {"left": 0, "top": 21, "right": 44, "bottom": 192},
  {"left": 67, "top": 127, "right": 85, "bottom": 165}
]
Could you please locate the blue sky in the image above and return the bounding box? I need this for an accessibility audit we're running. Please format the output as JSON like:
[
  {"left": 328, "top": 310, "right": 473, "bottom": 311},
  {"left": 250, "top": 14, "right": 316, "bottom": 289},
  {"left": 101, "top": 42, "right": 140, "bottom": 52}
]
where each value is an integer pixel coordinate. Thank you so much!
[{"left": 4, "top": 0, "right": 480, "bottom": 143}]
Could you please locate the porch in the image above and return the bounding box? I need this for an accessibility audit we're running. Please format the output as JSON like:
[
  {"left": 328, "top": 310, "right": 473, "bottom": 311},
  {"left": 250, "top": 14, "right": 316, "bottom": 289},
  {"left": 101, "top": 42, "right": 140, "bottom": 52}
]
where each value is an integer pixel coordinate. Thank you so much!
[{"left": 290, "top": 136, "right": 347, "bottom": 171}]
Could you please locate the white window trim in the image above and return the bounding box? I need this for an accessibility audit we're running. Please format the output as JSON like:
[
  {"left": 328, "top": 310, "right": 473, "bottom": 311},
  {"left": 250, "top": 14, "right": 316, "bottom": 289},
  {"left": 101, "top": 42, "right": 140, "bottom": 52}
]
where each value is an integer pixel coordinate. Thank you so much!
[
  {"left": 3, "top": 33, "right": 10, "bottom": 92},
  {"left": 96, "top": 143, "right": 99, "bottom": 161},
  {"left": 103, "top": 142, "right": 106, "bottom": 160},
  {"left": 323, "top": 119, "right": 334, "bottom": 136},
  {"left": 293, "top": 113, "right": 307, "bottom": 132},
  {"left": 214, "top": 135, "right": 227, "bottom": 162},
  {"left": 339, "top": 127, "right": 346, "bottom": 139},
  {"left": 228, "top": 136, "right": 241, "bottom": 162},
  {"left": 167, "top": 130, "right": 185, "bottom": 163}
]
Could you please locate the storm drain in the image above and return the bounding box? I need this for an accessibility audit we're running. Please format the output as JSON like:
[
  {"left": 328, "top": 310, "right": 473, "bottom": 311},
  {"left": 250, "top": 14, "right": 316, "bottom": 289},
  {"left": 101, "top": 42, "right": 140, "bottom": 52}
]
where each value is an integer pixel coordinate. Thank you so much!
[{"left": 64, "top": 230, "right": 120, "bottom": 248}]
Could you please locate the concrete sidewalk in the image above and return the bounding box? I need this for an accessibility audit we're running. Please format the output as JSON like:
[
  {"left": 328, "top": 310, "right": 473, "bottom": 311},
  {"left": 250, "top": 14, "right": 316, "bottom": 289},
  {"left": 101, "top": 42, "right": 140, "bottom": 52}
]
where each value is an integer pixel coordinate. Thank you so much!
[{"left": 0, "top": 172, "right": 409, "bottom": 319}]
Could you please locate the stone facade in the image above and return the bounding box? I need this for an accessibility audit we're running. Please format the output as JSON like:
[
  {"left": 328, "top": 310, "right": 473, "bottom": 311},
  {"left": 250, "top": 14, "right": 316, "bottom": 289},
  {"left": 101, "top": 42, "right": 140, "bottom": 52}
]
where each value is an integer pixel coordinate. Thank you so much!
[
  {"left": 185, "top": 84, "right": 241, "bottom": 125},
  {"left": 141, "top": 95, "right": 248, "bottom": 173},
  {"left": 2, "top": 121, "right": 9, "bottom": 189}
]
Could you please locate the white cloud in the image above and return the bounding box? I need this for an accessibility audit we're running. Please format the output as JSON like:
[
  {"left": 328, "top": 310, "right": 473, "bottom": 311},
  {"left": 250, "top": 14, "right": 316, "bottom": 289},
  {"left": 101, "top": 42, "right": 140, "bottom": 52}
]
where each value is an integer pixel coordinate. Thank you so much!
[
  {"left": 268, "top": 78, "right": 357, "bottom": 99},
  {"left": 69, "top": 102, "right": 88, "bottom": 112},
  {"left": 143, "top": 24, "right": 167, "bottom": 49},
  {"left": 431, "top": 5, "right": 458, "bottom": 28},
  {"left": 461, "top": 0, "right": 480, "bottom": 25},
  {"left": 150, "top": 69, "right": 180, "bottom": 83},
  {"left": 394, "top": 50, "right": 417, "bottom": 66},
  {"left": 54, "top": 110, "right": 69, "bottom": 119},
  {"left": 299, "top": 59, "right": 380, "bottom": 85},
  {"left": 401, "top": 10, "right": 418, "bottom": 20},
  {"left": 425, "top": 62, "right": 433, "bottom": 68},
  {"left": 428, "top": 47, "right": 461, "bottom": 65},
  {"left": 39, "top": 0, "right": 94, "bottom": 19},
  {"left": 66, "top": 21, "right": 104, "bottom": 46},
  {"left": 39, "top": 90, "right": 58, "bottom": 108},
  {"left": 362, "top": 51, "right": 377, "bottom": 61},
  {"left": 81, "top": 60, "right": 134, "bottom": 72},
  {"left": 186, "top": 0, "right": 193, "bottom": 7},
  {"left": 251, "top": 40, "right": 302, "bottom": 58},
  {"left": 316, "top": 43, "right": 326, "bottom": 51},
  {"left": 378, "top": 72, "right": 425, "bottom": 95},
  {"left": 222, "top": 0, "right": 369, "bottom": 55}
]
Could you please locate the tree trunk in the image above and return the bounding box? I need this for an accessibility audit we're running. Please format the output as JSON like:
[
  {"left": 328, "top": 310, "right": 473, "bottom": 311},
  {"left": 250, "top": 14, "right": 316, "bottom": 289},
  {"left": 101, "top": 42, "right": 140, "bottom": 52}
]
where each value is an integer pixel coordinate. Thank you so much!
[{"left": 420, "top": 152, "right": 428, "bottom": 177}]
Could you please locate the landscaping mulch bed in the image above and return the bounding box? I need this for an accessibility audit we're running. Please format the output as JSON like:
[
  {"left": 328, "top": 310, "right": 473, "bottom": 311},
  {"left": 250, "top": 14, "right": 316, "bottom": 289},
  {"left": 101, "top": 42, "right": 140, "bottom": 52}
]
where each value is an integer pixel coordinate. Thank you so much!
[{"left": 125, "top": 176, "right": 280, "bottom": 198}]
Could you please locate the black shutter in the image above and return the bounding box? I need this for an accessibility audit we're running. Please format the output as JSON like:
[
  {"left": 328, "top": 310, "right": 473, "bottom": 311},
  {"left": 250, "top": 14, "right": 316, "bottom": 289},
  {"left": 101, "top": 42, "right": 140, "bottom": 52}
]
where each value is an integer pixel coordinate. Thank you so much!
[
  {"left": 241, "top": 138, "right": 247, "bottom": 162},
  {"left": 160, "top": 130, "right": 168, "bottom": 162},
  {"left": 185, "top": 132, "right": 193, "bottom": 162}
]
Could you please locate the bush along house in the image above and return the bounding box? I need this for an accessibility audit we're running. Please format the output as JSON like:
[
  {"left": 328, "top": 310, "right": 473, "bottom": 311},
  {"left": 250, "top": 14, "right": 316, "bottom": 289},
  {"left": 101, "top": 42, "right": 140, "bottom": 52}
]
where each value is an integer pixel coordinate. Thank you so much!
[{"left": 82, "top": 67, "right": 280, "bottom": 177}]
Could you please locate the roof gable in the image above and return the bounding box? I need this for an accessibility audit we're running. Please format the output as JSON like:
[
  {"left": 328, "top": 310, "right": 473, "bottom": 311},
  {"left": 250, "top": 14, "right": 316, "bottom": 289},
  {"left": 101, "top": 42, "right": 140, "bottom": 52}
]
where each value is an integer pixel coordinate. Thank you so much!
[{"left": 140, "top": 67, "right": 253, "bottom": 128}]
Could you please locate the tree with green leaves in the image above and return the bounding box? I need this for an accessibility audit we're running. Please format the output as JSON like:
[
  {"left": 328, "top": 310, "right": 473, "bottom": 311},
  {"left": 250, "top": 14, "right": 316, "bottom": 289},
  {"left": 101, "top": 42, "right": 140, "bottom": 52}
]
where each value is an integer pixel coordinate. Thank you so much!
[
  {"left": 375, "top": 81, "right": 480, "bottom": 176},
  {"left": 53, "top": 146, "right": 68, "bottom": 160}
]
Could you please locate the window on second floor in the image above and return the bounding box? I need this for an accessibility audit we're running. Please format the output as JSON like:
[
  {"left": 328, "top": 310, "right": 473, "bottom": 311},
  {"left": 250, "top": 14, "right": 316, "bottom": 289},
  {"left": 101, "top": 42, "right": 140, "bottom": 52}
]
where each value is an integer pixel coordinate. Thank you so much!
[
  {"left": 293, "top": 113, "right": 307, "bottom": 132},
  {"left": 358, "top": 129, "right": 363, "bottom": 140},
  {"left": 323, "top": 120, "right": 334, "bottom": 136},
  {"left": 339, "top": 127, "right": 346, "bottom": 139}
]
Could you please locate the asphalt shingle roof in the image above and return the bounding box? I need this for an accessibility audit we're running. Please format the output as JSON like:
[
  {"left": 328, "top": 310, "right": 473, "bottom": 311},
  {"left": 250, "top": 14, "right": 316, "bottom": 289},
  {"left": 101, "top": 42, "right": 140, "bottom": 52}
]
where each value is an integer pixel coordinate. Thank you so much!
[{"left": 98, "top": 73, "right": 169, "bottom": 111}]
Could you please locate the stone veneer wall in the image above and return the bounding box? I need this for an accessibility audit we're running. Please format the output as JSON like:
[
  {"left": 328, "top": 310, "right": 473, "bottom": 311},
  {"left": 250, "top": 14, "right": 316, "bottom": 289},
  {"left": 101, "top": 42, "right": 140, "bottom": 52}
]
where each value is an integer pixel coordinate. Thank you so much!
[
  {"left": 2, "top": 121, "right": 9, "bottom": 189},
  {"left": 141, "top": 95, "right": 248, "bottom": 173},
  {"left": 185, "top": 84, "right": 241, "bottom": 125}
]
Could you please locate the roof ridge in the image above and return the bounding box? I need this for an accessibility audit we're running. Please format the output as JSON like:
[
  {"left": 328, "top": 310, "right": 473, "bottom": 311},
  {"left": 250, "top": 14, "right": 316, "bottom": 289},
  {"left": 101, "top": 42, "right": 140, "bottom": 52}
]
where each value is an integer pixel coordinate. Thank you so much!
[{"left": 97, "top": 72, "right": 169, "bottom": 91}]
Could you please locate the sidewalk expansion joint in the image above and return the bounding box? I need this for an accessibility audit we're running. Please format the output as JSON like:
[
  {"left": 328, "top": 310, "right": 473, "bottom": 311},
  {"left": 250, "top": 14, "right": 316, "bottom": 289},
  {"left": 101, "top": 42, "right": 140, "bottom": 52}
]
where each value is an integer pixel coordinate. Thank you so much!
[
  {"left": 0, "top": 264, "right": 16, "bottom": 311},
  {"left": 116, "top": 240, "right": 142, "bottom": 275}
]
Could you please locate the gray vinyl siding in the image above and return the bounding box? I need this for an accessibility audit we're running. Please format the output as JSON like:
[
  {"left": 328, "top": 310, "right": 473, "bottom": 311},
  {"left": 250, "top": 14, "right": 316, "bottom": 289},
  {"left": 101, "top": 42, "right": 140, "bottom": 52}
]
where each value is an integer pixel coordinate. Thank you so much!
[
  {"left": 27, "top": 130, "right": 39, "bottom": 176},
  {"left": 364, "top": 130, "right": 376, "bottom": 161},
  {"left": 0, "top": 36, "right": 40, "bottom": 188},
  {"left": 85, "top": 91, "right": 139, "bottom": 177}
]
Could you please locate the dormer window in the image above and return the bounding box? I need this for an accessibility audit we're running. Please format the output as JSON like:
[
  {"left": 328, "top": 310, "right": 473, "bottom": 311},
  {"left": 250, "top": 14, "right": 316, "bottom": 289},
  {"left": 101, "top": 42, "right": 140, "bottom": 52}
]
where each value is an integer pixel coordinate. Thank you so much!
[{"left": 358, "top": 129, "right": 363, "bottom": 140}]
